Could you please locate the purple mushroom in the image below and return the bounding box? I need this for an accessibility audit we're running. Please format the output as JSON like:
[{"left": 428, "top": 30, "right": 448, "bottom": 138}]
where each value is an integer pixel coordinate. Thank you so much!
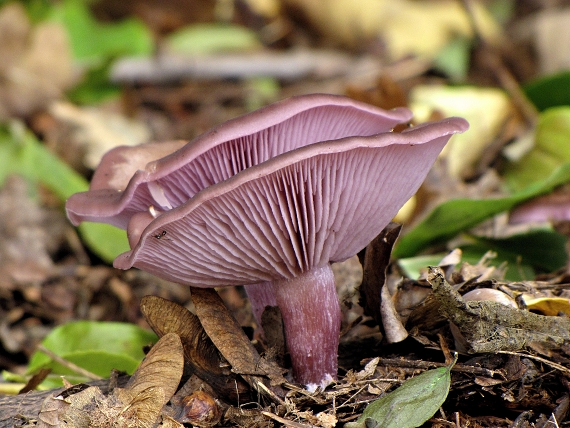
[
  {"left": 66, "top": 94, "right": 468, "bottom": 386},
  {"left": 510, "top": 190, "right": 570, "bottom": 225}
]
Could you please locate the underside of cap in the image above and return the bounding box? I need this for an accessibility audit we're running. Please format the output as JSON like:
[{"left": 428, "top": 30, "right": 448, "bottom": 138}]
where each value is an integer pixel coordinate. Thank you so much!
[
  {"left": 114, "top": 117, "right": 468, "bottom": 286},
  {"left": 65, "top": 94, "right": 413, "bottom": 229}
]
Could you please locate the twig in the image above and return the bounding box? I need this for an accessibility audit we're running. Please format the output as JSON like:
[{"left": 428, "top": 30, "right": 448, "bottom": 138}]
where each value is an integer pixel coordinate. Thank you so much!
[
  {"left": 111, "top": 49, "right": 379, "bottom": 83},
  {"left": 497, "top": 350, "right": 570, "bottom": 377},
  {"left": 262, "top": 411, "right": 316, "bottom": 428},
  {"left": 36, "top": 344, "right": 102, "bottom": 380},
  {"left": 460, "top": 0, "right": 538, "bottom": 126},
  {"left": 256, "top": 380, "right": 286, "bottom": 406},
  {"left": 377, "top": 358, "right": 504, "bottom": 379}
]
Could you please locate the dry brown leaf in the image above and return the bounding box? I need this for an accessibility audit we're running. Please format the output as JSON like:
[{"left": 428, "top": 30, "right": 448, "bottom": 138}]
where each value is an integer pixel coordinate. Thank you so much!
[
  {"left": 37, "top": 395, "right": 70, "bottom": 428},
  {"left": 359, "top": 223, "right": 401, "bottom": 326},
  {"left": 190, "top": 287, "right": 287, "bottom": 386},
  {"left": 125, "top": 332, "right": 183, "bottom": 405},
  {"left": 115, "top": 386, "right": 166, "bottom": 428},
  {"left": 19, "top": 368, "right": 52, "bottom": 394},
  {"left": 37, "top": 334, "right": 184, "bottom": 427},
  {"left": 140, "top": 296, "right": 221, "bottom": 374},
  {"left": 140, "top": 295, "right": 253, "bottom": 401}
]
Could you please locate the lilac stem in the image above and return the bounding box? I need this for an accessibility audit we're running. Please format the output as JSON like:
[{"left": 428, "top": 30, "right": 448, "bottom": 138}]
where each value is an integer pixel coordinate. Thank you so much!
[
  {"left": 272, "top": 264, "right": 340, "bottom": 386},
  {"left": 244, "top": 281, "right": 277, "bottom": 328}
]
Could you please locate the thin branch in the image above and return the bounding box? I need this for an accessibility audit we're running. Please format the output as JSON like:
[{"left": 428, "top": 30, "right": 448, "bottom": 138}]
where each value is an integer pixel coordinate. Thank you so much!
[
  {"left": 36, "top": 344, "right": 102, "bottom": 381},
  {"left": 461, "top": 0, "right": 538, "bottom": 126}
]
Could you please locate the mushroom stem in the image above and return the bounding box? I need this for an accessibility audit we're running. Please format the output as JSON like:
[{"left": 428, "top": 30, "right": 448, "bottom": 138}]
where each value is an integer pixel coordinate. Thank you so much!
[
  {"left": 244, "top": 282, "right": 277, "bottom": 329},
  {"left": 271, "top": 264, "right": 340, "bottom": 387}
]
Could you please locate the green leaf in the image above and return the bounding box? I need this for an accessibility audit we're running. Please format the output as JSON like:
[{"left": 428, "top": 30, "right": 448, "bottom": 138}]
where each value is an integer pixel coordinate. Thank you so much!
[
  {"left": 78, "top": 222, "right": 129, "bottom": 262},
  {"left": 0, "top": 121, "right": 86, "bottom": 199},
  {"left": 460, "top": 246, "right": 535, "bottom": 281},
  {"left": 166, "top": 23, "right": 261, "bottom": 55},
  {"left": 469, "top": 228, "right": 567, "bottom": 273},
  {"left": 396, "top": 228, "right": 568, "bottom": 281},
  {"left": 433, "top": 37, "right": 471, "bottom": 81},
  {"left": 345, "top": 365, "right": 452, "bottom": 428},
  {"left": 397, "top": 254, "right": 449, "bottom": 280},
  {"left": 504, "top": 107, "right": 570, "bottom": 191},
  {"left": 0, "top": 122, "right": 129, "bottom": 262},
  {"left": 397, "top": 251, "right": 533, "bottom": 282},
  {"left": 67, "top": 61, "right": 121, "bottom": 105},
  {"left": 27, "top": 321, "right": 157, "bottom": 381},
  {"left": 14, "top": 0, "right": 54, "bottom": 22},
  {"left": 48, "top": 0, "right": 153, "bottom": 66},
  {"left": 394, "top": 162, "right": 570, "bottom": 258},
  {"left": 524, "top": 71, "right": 570, "bottom": 111}
]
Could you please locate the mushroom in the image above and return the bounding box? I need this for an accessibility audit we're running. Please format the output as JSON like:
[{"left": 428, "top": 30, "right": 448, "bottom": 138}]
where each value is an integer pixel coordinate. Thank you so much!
[
  {"left": 66, "top": 94, "right": 468, "bottom": 386},
  {"left": 509, "top": 190, "right": 570, "bottom": 225}
]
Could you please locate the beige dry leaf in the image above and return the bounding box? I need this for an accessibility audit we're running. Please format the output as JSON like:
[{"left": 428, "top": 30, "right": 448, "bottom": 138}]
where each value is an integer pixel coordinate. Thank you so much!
[
  {"left": 410, "top": 85, "right": 513, "bottom": 178},
  {"left": 37, "top": 333, "right": 184, "bottom": 427},
  {"left": 157, "top": 415, "right": 185, "bottom": 428},
  {"left": 283, "top": 0, "right": 499, "bottom": 59},
  {"left": 124, "top": 332, "right": 184, "bottom": 406},
  {"left": 114, "top": 386, "right": 167, "bottom": 428},
  {"left": 37, "top": 394, "right": 71, "bottom": 427},
  {"left": 49, "top": 101, "right": 152, "bottom": 169},
  {"left": 522, "top": 295, "right": 570, "bottom": 317},
  {"left": 516, "top": 7, "right": 570, "bottom": 74},
  {"left": 0, "top": 3, "right": 74, "bottom": 119}
]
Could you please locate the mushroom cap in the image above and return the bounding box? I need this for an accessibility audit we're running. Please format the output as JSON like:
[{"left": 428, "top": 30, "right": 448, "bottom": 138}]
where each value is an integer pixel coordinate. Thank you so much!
[
  {"left": 66, "top": 94, "right": 413, "bottom": 229},
  {"left": 509, "top": 191, "right": 570, "bottom": 224},
  {"left": 114, "top": 117, "right": 468, "bottom": 287}
]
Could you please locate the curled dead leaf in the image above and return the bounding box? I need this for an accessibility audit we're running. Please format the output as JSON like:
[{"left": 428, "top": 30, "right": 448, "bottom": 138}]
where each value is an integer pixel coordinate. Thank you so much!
[
  {"left": 140, "top": 295, "right": 253, "bottom": 402},
  {"left": 190, "top": 287, "right": 287, "bottom": 388},
  {"left": 359, "top": 223, "right": 402, "bottom": 327},
  {"left": 124, "top": 332, "right": 183, "bottom": 406}
]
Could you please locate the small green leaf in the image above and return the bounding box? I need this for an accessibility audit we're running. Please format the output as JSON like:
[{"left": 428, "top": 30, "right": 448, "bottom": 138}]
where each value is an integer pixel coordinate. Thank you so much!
[
  {"left": 524, "top": 71, "right": 570, "bottom": 111},
  {"left": 346, "top": 365, "right": 452, "bottom": 428},
  {"left": 397, "top": 254, "right": 448, "bottom": 280},
  {"left": 67, "top": 61, "right": 121, "bottom": 105},
  {"left": 433, "top": 37, "right": 471, "bottom": 81},
  {"left": 394, "top": 162, "right": 570, "bottom": 258},
  {"left": 469, "top": 228, "right": 567, "bottom": 273},
  {"left": 48, "top": 0, "right": 153, "bottom": 66},
  {"left": 166, "top": 23, "right": 261, "bottom": 55},
  {"left": 398, "top": 228, "right": 566, "bottom": 281},
  {"left": 78, "top": 222, "right": 130, "bottom": 262},
  {"left": 0, "top": 121, "right": 87, "bottom": 199},
  {"left": 504, "top": 107, "right": 570, "bottom": 191},
  {"left": 27, "top": 321, "right": 157, "bottom": 379}
]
